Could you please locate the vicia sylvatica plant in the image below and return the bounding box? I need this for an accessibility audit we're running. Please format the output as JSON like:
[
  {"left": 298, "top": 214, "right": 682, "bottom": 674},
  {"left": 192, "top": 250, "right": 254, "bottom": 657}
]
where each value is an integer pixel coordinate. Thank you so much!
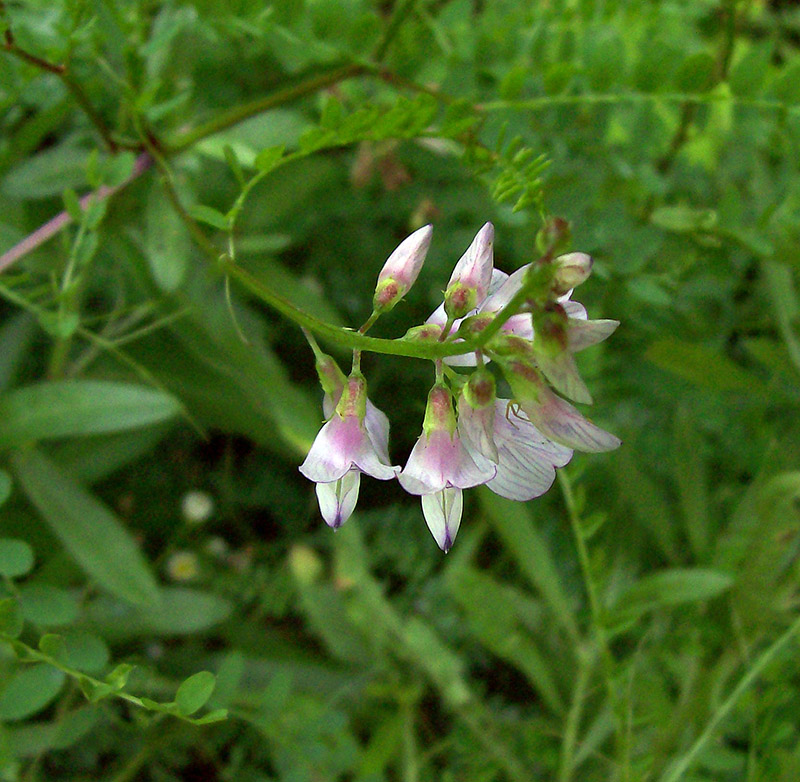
[{"left": 300, "top": 219, "right": 620, "bottom": 550}]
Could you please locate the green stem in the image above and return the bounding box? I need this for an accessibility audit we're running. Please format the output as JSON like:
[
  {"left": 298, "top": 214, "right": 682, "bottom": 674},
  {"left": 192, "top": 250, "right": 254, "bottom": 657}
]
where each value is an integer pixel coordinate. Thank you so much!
[
  {"left": 558, "top": 650, "right": 593, "bottom": 782},
  {"left": 372, "top": 0, "right": 419, "bottom": 62},
  {"left": 166, "top": 63, "right": 366, "bottom": 155},
  {"left": 658, "top": 613, "right": 800, "bottom": 782},
  {"left": 559, "top": 471, "right": 623, "bottom": 775},
  {"left": 224, "top": 260, "right": 484, "bottom": 360}
]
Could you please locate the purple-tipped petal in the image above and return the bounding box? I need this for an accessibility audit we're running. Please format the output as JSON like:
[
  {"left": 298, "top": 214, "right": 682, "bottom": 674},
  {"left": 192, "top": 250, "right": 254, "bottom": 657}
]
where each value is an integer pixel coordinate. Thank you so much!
[
  {"left": 365, "top": 401, "right": 391, "bottom": 464},
  {"left": 316, "top": 472, "right": 360, "bottom": 528},
  {"left": 300, "top": 412, "right": 399, "bottom": 483},
  {"left": 421, "top": 488, "right": 463, "bottom": 552},
  {"left": 376, "top": 224, "right": 433, "bottom": 287},
  {"left": 481, "top": 265, "right": 528, "bottom": 313},
  {"left": 447, "top": 223, "right": 495, "bottom": 297}
]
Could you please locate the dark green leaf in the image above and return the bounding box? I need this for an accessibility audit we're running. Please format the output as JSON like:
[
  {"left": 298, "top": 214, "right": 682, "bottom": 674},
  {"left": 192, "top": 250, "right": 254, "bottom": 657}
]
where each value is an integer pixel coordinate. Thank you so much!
[
  {"left": 0, "top": 537, "right": 33, "bottom": 577},
  {"left": 11, "top": 449, "right": 161, "bottom": 607},
  {"left": 0, "top": 380, "right": 181, "bottom": 448}
]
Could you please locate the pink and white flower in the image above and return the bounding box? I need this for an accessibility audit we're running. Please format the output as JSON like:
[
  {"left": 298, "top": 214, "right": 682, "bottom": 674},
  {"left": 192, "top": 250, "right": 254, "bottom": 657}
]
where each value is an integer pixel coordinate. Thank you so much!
[
  {"left": 300, "top": 371, "right": 399, "bottom": 528},
  {"left": 399, "top": 384, "right": 496, "bottom": 551}
]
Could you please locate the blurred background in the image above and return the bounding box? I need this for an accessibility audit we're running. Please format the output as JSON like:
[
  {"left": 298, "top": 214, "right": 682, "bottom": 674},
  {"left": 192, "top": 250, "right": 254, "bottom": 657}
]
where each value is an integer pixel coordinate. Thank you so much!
[{"left": 1, "top": 0, "right": 800, "bottom": 779}]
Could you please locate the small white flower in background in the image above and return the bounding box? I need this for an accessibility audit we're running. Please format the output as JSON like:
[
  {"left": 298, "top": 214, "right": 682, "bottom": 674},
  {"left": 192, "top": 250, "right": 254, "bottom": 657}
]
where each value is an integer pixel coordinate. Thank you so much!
[
  {"left": 166, "top": 550, "right": 199, "bottom": 582},
  {"left": 181, "top": 490, "right": 214, "bottom": 525}
]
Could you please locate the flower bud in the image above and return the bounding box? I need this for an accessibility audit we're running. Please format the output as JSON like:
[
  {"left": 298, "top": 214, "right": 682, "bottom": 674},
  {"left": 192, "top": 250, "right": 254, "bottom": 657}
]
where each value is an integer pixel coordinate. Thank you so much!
[
  {"left": 422, "top": 384, "right": 457, "bottom": 437},
  {"left": 373, "top": 224, "right": 433, "bottom": 313},
  {"left": 552, "top": 252, "right": 593, "bottom": 296},
  {"left": 535, "top": 217, "right": 571, "bottom": 256},
  {"left": 444, "top": 222, "right": 494, "bottom": 319}
]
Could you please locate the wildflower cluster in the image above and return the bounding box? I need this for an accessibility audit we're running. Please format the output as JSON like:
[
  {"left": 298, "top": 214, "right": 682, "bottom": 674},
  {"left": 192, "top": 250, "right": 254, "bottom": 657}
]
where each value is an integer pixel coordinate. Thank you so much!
[{"left": 300, "top": 221, "right": 620, "bottom": 552}]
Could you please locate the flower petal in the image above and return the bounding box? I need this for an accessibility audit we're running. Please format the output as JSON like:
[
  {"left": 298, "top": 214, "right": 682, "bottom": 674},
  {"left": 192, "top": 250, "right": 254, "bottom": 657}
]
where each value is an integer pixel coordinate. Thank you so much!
[
  {"left": 520, "top": 385, "right": 621, "bottom": 453},
  {"left": 299, "top": 415, "right": 363, "bottom": 482},
  {"left": 458, "top": 394, "right": 498, "bottom": 465},
  {"left": 447, "top": 223, "right": 495, "bottom": 301},
  {"left": 316, "top": 471, "right": 361, "bottom": 528},
  {"left": 365, "top": 401, "right": 391, "bottom": 464},
  {"left": 534, "top": 350, "right": 593, "bottom": 404},
  {"left": 568, "top": 319, "right": 619, "bottom": 352},
  {"left": 487, "top": 401, "right": 573, "bottom": 501},
  {"left": 421, "top": 488, "right": 463, "bottom": 552},
  {"left": 399, "top": 430, "right": 494, "bottom": 494}
]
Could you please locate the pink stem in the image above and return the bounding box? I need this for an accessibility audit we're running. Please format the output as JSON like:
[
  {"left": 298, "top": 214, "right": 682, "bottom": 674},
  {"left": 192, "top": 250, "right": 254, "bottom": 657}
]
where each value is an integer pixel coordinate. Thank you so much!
[{"left": 0, "top": 152, "right": 152, "bottom": 273}]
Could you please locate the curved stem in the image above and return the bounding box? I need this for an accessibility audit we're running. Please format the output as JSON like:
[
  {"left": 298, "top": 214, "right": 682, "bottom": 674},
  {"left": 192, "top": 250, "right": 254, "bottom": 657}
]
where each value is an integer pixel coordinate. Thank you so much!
[{"left": 224, "top": 261, "right": 481, "bottom": 360}]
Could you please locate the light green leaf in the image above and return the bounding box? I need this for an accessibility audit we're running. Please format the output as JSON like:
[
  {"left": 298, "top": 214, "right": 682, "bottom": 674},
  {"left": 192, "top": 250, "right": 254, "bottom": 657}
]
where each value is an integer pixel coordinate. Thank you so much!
[
  {"left": 145, "top": 181, "right": 190, "bottom": 292},
  {"left": 0, "top": 664, "right": 65, "bottom": 721},
  {"left": 0, "top": 538, "right": 33, "bottom": 578},
  {"left": 646, "top": 338, "right": 768, "bottom": 395},
  {"left": 175, "top": 671, "right": 216, "bottom": 716},
  {"left": 0, "top": 597, "right": 24, "bottom": 638},
  {"left": 188, "top": 204, "right": 230, "bottom": 231},
  {"left": 11, "top": 449, "right": 161, "bottom": 607},
  {"left": 0, "top": 380, "right": 181, "bottom": 449},
  {"left": 478, "top": 488, "right": 580, "bottom": 644},
  {"left": 19, "top": 584, "right": 79, "bottom": 627},
  {"left": 610, "top": 568, "right": 733, "bottom": 625},
  {"left": 86, "top": 587, "right": 232, "bottom": 638}
]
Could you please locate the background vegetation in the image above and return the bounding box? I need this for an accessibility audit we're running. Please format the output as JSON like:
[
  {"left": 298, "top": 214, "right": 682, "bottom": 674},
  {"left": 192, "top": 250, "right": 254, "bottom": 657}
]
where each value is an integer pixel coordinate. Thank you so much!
[{"left": 1, "top": 0, "right": 800, "bottom": 779}]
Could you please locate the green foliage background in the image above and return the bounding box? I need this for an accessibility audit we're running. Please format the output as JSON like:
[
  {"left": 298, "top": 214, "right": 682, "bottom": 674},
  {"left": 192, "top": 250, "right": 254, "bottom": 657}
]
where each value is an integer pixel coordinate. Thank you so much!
[{"left": 1, "top": 0, "right": 800, "bottom": 779}]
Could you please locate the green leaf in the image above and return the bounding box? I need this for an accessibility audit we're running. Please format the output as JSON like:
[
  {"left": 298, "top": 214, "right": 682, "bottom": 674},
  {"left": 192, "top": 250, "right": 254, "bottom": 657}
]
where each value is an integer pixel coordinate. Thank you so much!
[
  {"left": 0, "top": 597, "right": 24, "bottom": 638},
  {"left": 254, "top": 145, "right": 285, "bottom": 173},
  {"left": 105, "top": 663, "right": 135, "bottom": 690},
  {"left": 650, "top": 205, "right": 717, "bottom": 234},
  {"left": 609, "top": 568, "right": 733, "bottom": 625},
  {"left": 10, "top": 449, "right": 161, "bottom": 607},
  {"left": 175, "top": 671, "right": 216, "bottom": 716},
  {"left": 145, "top": 181, "right": 190, "bottom": 292},
  {"left": 38, "top": 633, "right": 67, "bottom": 662},
  {"left": 86, "top": 587, "right": 232, "bottom": 638},
  {"left": 478, "top": 489, "right": 580, "bottom": 643},
  {"left": 19, "top": 584, "right": 79, "bottom": 627},
  {"left": 0, "top": 538, "right": 34, "bottom": 578},
  {"left": 674, "top": 51, "right": 716, "bottom": 93},
  {"left": 645, "top": 338, "right": 769, "bottom": 395},
  {"left": 730, "top": 42, "right": 772, "bottom": 99},
  {"left": 190, "top": 708, "right": 228, "bottom": 724},
  {"left": 188, "top": 204, "right": 230, "bottom": 231},
  {"left": 0, "top": 380, "right": 181, "bottom": 449},
  {"left": 0, "top": 664, "right": 65, "bottom": 721}
]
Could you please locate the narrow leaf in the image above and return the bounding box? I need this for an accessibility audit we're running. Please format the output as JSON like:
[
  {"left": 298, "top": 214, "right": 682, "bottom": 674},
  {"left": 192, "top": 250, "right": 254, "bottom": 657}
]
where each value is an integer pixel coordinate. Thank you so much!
[
  {"left": 11, "top": 449, "right": 161, "bottom": 607},
  {"left": 0, "top": 380, "right": 181, "bottom": 449}
]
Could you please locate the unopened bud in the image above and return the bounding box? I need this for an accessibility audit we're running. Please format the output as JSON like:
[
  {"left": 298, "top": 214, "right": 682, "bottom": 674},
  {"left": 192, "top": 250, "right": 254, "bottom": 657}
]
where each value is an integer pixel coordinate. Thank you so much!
[
  {"left": 422, "top": 384, "right": 457, "bottom": 436},
  {"left": 403, "top": 323, "right": 443, "bottom": 342},
  {"left": 315, "top": 353, "right": 347, "bottom": 400},
  {"left": 444, "top": 223, "right": 494, "bottom": 319},
  {"left": 535, "top": 217, "right": 571, "bottom": 256},
  {"left": 552, "top": 252, "right": 593, "bottom": 296},
  {"left": 334, "top": 371, "right": 368, "bottom": 420},
  {"left": 373, "top": 224, "right": 433, "bottom": 313},
  {"left": 462, "top": 368, "right": 496, "bottom": 410}
]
